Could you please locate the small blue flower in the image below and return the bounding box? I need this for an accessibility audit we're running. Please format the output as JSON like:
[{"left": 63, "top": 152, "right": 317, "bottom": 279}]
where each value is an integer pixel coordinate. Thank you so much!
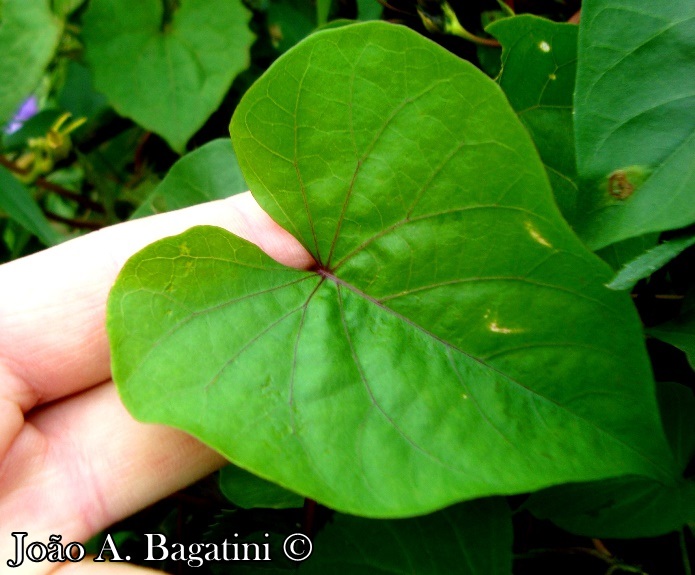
[{"left": 5, "top": 96, "right": 39, "bottom": 134}]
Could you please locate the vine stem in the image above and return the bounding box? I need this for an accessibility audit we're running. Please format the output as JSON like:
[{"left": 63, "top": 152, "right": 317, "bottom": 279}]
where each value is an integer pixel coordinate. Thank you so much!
[
  {"left": 44, "top": 210, "right": 104, "bottom": 230},
  {"left": 440, "top": 3, "right": 500, "bottom": 47},
  {"left": 376, "top": 0, "right": 412, "bottom": 16},
  {"left": 0, "top": 154, "right": 30, "bottom": 176},
  {"left": 515, "top": 546, "right": 648, "bottom": 574},
  {"left": 593, "top": 538, "right": 613, "bottom": 558},
  {"left": 631, "top": 293, "right": 684, "bottom": 300},
  {"left": 302, "top": 498, "right": 317, "bottom": 537},
  {"left": 1, "top": 155, "right": 106, "bottom": 213}
]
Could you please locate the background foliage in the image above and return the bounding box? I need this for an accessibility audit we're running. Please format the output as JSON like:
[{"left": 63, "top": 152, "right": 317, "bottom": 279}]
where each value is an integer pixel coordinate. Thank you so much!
[{"left": 1, "top": 0, "right": 693, "bottom": 573}]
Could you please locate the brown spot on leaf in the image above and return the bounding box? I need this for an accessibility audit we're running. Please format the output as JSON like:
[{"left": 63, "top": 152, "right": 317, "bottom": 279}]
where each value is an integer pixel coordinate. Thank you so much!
[{"left": 607, "top": 170, "right": 635, "bottom": 200}]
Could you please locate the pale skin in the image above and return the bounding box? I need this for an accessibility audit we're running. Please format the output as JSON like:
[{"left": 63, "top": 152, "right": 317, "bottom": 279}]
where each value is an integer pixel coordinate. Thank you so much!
[{"left": 0, "top": 193, "right": 315, "bottom": 574}]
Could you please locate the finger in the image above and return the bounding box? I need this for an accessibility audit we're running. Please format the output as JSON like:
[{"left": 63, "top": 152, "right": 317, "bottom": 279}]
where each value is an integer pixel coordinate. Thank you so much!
[
  {"left": 0, "top": 382, "right": 226, "bottom": 575},
  {"left": 0, "top": 193, "right": 314, "bottom": 412}
]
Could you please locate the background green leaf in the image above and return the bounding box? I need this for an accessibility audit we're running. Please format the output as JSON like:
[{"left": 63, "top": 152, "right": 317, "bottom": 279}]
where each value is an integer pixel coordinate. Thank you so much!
[
  {"left": 267, "top": 0, "right": 315, "bottom": 53},
  {"left": 527, "top": 382, "right": 695, "bottom": 538},
  {"left": 0, "top": 165, "right": 61, "bottom": 245},
  {"left": 220, "top": 465, "right": 304, "bottom": 509},
  {"left": 109, "top": 22, "right": 673, "bottom": 518},
  {"left": 82, "top": 0, "right": 254, "bottom": 153},
  {"left": 51, "top": 0, "right": 86, "bottom": 17},
  {"left": 56, "top": 61, "right": 109, "bottom": 129},
  {"left": 649, "top": 302, "right": 695, "bottom": 371},
  {"left": 573, "top": 0, "right": 695, "bottom": 249},
  {"left": 607, "top": 233, "right": 695, "bottom": 291},
  {"left": 300, "top": 499, "right": 512, "bottom": 574},
  {"left": 488, "top": 15, "right": 579, "bottom": 224},
  {"left": 131, "top": 139, "right": 247, "bottom": 218},
  {"left": 0, "top": 0, "right": 62, "bottom": 125},
  {"left": 316, "top": 0, "right": 331, "bottom": 26},
  {"left": 595, "top": 233, "right": 659, "bottom": 271},
  {"left": 356, "top": 0, "right": 382, "bottom": 21}
]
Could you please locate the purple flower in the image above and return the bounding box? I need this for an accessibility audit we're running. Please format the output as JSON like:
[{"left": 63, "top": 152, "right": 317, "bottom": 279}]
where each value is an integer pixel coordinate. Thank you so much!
[{"left": 5, "top": 96, "right": 39, "bottom": 134}]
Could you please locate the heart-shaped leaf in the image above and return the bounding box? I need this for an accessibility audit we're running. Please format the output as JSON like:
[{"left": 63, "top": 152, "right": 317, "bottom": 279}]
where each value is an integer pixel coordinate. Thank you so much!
[
  {"left": 108, "top": 22, "right": 674, "bottom": 518},
  {"left": 82, "top": 0, "right": 254, "bottom": 153},
  {"left": 573, "top": 0, "right": 695, "bottom": 249}
]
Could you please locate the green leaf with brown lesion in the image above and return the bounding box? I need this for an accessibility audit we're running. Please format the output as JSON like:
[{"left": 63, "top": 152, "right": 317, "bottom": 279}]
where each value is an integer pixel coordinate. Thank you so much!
[
  {"left": 573, "top": 0, "right": 695, "bottom": 249},
  {"left": 108, "top": 22, "right": 675, "bottom": 518}
]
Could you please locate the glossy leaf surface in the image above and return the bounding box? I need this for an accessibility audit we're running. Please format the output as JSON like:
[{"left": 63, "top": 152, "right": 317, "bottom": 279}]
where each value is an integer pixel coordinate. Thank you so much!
[
  {"left": 82, "top": 0, "right": 254, "bottom": 152},
  {"left": 108, "top": 22, "right": 673, "bottom": 518},
  {"left": 488, "top": 15, "right": 579, "bottom": 223},
  {"left": 0, "top": 0, "right": 61, "bottom": 124},
  {"left": 132, "top": 139, "right": 247, "bottom": 218},
  {"left": 300, "top": 499, "right": 512, "bottom": 574},
  {"left": 574, "top": 0, "right": 695, "bottom": 249},
  {"left": 527, "top": 382, "right": 695, "bottom": 538}
]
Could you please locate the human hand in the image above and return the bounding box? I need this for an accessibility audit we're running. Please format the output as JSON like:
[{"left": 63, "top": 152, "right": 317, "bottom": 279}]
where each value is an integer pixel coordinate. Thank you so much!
[{"left": 0, "top": 193, "right": 314, "bottom": 574}]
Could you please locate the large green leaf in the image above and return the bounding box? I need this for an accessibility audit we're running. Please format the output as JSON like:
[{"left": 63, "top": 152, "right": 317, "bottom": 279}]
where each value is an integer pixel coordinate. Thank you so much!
[
  {"left": 0, "top": 165, "right": 61, "bottom": 245},
  {"left": 108, "top": 22, "right": 674, "bottom": 518},
  {"left": 300, "top": 499, "right": 512, "bottom": 574},
  {"left": 573, "top": 0, "right": 695, "bottom": 249},
  {"left": 487, "top": 15, "right": 579, "bottom": 223},
  {"left": 131, "top": 139, "right": 247, "bottom": 218},
  {"left": 82, "top": 0, "right": 254, "bottom": 153},
  {"left": 527, "top": 382, "right": 695, "bottom": 538},
  {"left": 0, "top": 0, "right": 62, "bottom": 124}
]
